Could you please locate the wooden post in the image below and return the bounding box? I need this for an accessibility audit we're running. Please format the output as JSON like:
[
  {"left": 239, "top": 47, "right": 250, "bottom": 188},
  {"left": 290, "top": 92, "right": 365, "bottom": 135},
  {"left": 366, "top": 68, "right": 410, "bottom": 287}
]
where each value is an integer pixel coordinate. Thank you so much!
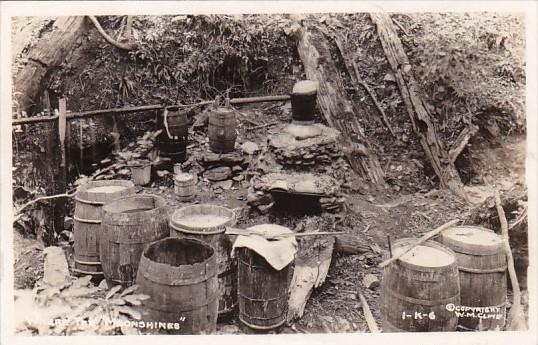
[{"left": 52, "top": 98, "right": 68, "bottom": 242}]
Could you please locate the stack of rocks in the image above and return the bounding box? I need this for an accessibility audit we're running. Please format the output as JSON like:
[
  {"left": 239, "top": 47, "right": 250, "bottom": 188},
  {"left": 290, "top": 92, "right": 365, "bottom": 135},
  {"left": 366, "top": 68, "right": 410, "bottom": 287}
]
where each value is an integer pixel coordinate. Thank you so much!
[
  {"left": 267, "top": 123, "right": 342, "bottom": 168},
  {"left": 198, "top": 152, "right": 249, "bottom": 189},
  {"left": 247, "top": 172, "right": 345, "bottom": 214},
  {"left": 247, "top": 80, "right": 348, "bottom": 214}
]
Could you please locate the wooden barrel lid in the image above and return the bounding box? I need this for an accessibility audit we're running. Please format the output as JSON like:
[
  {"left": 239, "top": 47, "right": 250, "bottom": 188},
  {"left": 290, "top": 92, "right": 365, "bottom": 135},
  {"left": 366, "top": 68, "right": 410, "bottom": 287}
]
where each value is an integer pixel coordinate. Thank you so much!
[
  {"left": 395, "top": 245, "right": 455, "bottom": 268},
  {"left": 440, "top": 226, "right": 504, "bottom": 255},
  {"left": 175, "top": 172, "right": 195, "bottom": 182},
  {"left": 102, "top": 194, "right": 167, "bottom": 225},
  {"left": 170, "top": 204, "right": 235, "bottom": 235},
  {"left": 75, "top": 180, "right": 135, "bottom": 205},
  {"left": 392, "top": 239, "right": 455, "bottom": 269},
  {"left": 292, "top": 80, "right": 318, "bottom": 95}
]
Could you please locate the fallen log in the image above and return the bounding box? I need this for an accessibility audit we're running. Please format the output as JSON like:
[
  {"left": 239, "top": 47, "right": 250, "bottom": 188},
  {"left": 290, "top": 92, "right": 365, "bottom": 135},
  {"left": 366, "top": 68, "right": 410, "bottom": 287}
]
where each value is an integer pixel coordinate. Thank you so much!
[
  {"left": 370, "top": 13, "right": 467, "bottom": 201},
  {"left": 334, "top": 233, "right": 370, "bottom": 255},
  {"left": 287, "top": 236, "right": 335, "bottom": 321},
  {"left": 449, "top": 125, "right": 479, "bottom": 163},
  {"left": 295, "top": 24, "right": 385, "bottom": 185},
  {"left": 13, "top": 16, "right": 87, "bottom": 113}
]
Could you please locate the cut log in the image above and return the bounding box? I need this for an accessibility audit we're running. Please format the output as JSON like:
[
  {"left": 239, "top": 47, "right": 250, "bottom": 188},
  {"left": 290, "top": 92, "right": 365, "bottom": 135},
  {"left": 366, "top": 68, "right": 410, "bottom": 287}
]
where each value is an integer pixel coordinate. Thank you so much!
[
  {"left": 295, "top": 25, "right": 385, "bottom": 185},
  {"left": 370, "top": 13, "right": 467, "bottom": 200},
  {"left": 334, "top": 233, "right": 370, "bottom": 255},
  {"left": 287, "top": 236, "right": 335, "bottom": 321},
  {"left": 13, "top": 16, "right": 87, "bottom": 113}
]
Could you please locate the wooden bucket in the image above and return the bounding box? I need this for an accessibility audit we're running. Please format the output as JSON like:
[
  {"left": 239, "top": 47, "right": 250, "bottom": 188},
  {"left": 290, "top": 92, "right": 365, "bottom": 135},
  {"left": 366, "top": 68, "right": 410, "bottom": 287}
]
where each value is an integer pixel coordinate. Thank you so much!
[
  {"left": 438, "top": 226, "right": 507, "bottom": 330},
  {"left": 208, "top": 107, "right": 237, "bottom": 153},
  {"left": 100, "top": 194, "right": 169, "bottom": 287},
  {"left": 169, "top": 204, "right": 237, "bottom": 317},
  {"left": 137, "top": 237, "right": 218, "bottom": 334},
  {"left": 73, "top": 180, "right": 135, "bottom": 280},
  {"left": 381, "top": 238, "right": 460, "bottom": 332},
  {"left": 129, "top": 161, "right": 152, "bottom": 186},
  {"left": 174, "top": 173, "right": 196, "bottom": 201},
  {"left": 237, "top": 225, "right": 294, "bottom": 330},
  {"left": 291, "top": 80, "right": 318, "bottom": 124}
]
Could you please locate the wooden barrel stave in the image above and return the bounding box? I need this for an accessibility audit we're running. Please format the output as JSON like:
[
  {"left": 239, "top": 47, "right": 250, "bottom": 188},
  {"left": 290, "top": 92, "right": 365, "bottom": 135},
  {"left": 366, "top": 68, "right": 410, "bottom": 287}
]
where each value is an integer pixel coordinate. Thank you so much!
[
  {"left": 100, "top": 195, "right": 169, "bottom": 287},
  {"left": 381, "top": 239, "right": 460, "bottom": 332},
  {"left": 237, "top": 247, "right": 292, "bottom": 330},
  {"left": 136, "top": 237, "right": 218, "bottom": 334},
  {"left": 73, "top": 180, "right": 135, "bottom": 278}
]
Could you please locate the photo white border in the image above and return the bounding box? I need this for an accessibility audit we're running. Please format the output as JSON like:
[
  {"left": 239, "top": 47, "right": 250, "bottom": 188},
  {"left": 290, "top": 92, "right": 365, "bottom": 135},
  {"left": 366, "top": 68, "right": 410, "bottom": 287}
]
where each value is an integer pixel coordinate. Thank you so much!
[{"left": 1, "top": 2, "right": 536, "bottom": 345}]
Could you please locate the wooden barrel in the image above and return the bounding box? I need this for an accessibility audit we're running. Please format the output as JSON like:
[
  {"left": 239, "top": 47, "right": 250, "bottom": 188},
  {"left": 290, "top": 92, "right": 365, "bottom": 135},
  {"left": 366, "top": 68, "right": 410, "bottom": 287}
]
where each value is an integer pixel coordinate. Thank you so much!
[
  {"left": 73, "top": 180, "right": 135, "bottom": 280},
  {"left": 174, "top": 173, "right": 196, "bottom": 201},
  {"left": 156, "top": 109, "right": 189, "bottom": 168},
  {"left": 100, "top": 194, "right": 169, "bottom": 287},
  {"left": 381, "top": 238, "right": 460, "bottom": 332},
  {"left": 159, "top": 109, "right": 189, "bottom": 142},
  {"left": 237, "top": 225, "right": 294, "bottom": 330},
  {"left": 291, "top": 80, "right": 318, "bottom": 123},
  {"left": 136, "top": 237, "right": 218, "bottom": 334},
  {"left": 438, "top": 226, "right": 507, "bottom": 330},
  {"left": 169, "top": 204, "right": 237, "bottom": 318},
  {"left": 208, "top": 107, "right": 237, "bottom": 153}
]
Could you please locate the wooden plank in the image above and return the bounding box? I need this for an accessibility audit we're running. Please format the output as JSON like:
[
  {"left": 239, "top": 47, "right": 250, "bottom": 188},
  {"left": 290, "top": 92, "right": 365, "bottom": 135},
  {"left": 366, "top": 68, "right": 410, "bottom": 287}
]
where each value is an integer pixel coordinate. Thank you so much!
[
  {"left": 287, "top": 236, "right": 335, "bottom": 321},
  {"left": 358, "top": 291, "right": 380, "bottom": 333}
]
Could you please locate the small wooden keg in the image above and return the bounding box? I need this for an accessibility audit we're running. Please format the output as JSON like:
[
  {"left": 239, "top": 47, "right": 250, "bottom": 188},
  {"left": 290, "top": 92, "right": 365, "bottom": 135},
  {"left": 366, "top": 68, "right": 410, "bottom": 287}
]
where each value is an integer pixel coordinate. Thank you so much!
[
  {"left": 137, "top": 237, "right": 218, "bottom": 334},
  {"left": 438, "top": 226, "right": 507, "bottom": 330},
  {"left": 381, "top": 238, "right": 460, "bottom": 332},
  {"left": 208, "top": 107, "right": 237, "bottom": 153},
  {"left": 174, "top": 173, "right": 196, "bottom": 201}
]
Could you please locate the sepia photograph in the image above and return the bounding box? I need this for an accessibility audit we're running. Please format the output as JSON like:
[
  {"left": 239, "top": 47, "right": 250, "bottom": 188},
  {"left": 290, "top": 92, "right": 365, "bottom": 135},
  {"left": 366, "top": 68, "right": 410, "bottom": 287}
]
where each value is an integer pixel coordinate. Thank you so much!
[{"left": 1, "top": 1, "right": 536, "bottom": 345}]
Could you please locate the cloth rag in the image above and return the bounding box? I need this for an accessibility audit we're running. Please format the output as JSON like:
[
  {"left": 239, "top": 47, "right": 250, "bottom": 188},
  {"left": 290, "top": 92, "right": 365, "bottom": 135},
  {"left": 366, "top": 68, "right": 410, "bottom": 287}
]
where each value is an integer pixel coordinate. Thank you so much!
[{"left": 231, "top": 224, "right": 297, "bottom": 271}]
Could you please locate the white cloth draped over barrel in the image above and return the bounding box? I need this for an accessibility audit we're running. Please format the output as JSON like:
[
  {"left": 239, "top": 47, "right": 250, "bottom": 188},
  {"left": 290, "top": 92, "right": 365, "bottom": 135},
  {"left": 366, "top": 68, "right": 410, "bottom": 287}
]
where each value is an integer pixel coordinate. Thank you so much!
[{"left": 231, "top": 224, "right": 297, "bottom": 271}]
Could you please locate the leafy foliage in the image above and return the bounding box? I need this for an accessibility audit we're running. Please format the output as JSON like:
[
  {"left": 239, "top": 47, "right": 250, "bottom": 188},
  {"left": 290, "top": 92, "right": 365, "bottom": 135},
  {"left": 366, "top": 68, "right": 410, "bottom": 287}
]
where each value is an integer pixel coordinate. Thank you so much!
[
  {"left": 49, "top": 15, "right": 302, "bottom": 112},
  {"left": 399, "top": 13, "right": 525, "bottom": 137},
  {"left": 15, "top": 276, "right": 149, "bottom": 336}
]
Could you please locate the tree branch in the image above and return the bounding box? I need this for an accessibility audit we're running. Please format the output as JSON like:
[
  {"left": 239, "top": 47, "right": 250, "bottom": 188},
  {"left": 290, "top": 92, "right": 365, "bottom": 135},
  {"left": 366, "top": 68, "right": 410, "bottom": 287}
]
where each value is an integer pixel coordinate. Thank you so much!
[{"left": 88, "top": 16, "right": 137, "bottom": 51}]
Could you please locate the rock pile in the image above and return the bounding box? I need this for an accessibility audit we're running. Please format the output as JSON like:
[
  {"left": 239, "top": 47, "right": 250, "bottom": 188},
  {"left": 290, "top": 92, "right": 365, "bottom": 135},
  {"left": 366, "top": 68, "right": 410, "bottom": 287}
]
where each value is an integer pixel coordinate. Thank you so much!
[
  {"left": 196, "top": 151, "right": 249, "bottom": 190},
  {"left": 267, "top": 124, "right": 342, "bottom": 167},
  {"left": 247, "top": 172, "right": 346, "bottom": 213}
]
